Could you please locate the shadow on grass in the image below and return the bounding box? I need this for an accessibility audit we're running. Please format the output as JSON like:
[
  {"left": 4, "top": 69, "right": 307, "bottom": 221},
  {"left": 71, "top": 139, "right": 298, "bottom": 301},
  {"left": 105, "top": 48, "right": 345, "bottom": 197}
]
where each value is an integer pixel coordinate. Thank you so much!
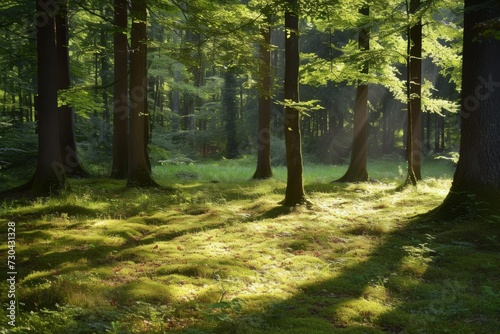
[
  {"left": 256, "top": 206, "right": 295, "bottom": 221},
  {"left": 2, "top": 204, "right": 98, "bottom": 222},
  {"left": 180, "top": 214, "right": 500, "bottom": 334},
  {"left": 5, "top": 177, "right": 500, "bottom": 333}
]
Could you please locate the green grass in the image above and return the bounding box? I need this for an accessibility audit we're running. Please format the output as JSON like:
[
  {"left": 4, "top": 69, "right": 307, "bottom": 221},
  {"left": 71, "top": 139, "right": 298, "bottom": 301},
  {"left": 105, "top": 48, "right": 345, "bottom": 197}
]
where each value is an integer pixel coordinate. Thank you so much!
[{"left": 1, "top": 157, "right": 499, "bottom": 333}]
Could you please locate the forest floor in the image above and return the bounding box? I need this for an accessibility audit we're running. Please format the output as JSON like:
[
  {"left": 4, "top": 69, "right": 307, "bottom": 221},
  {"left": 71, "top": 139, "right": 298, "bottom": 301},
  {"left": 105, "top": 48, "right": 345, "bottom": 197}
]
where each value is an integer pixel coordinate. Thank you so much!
[{"left": 1, "top": 157, "right": 499, "bottom": 333}]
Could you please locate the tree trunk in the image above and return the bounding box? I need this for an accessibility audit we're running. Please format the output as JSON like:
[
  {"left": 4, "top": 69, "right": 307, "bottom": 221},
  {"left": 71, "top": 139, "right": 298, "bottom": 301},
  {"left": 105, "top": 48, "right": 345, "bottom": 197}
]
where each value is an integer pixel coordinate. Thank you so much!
[
  {"left": 223, "top": 68, "right": 239, "bottom": 159},
  {"left": 336, "top": 6, "right": 369, "bottom": 183},
  {"left": 180, "top": 30, "right": 197, "bottom": 132},
  {"left": 111, "top": 0, "right": 128, "bottom": 179},
  {"left": 127, "top": 0, "right": 157, "bottom": 187},
  {"left": 172, "top": 70, "right": 180, "bottom": 132},
  {"left": 425, "top": 110, "right": 431, "bottom": 151},
  {"left": 283, "top": 0, "right": 306, "bottom": 206},
  {"left": 56, "top": 2, "right": 89, "bottom": 178},
  {"left": 405, "top": 0, "right": 422, "bottom": 185},
  {"left": 253, "top": 16, "right": 273, "bottom": 179},
  {"left": 100, "top": 24, "right": 110, "bottom": 121},
  {"left": 437, "top": 0, "right": 500, "bottom": 215},
  {"left": 30, "top": 0, "right": 68, "bottom": 195}
]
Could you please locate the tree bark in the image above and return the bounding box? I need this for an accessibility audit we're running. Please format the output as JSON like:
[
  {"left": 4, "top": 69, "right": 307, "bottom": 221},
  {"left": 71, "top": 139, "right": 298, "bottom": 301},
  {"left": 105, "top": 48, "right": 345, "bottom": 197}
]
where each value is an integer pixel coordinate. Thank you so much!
[
  {"left": 56, "top": 1, "right": 89, "bottom": 178},
  {"left": 127, "top": 0, "right": 157, "bottom": 187},
  {"left": 336, "top": 6, "right": 369, "bottom": 183},
  {"left": 223, "top": 68, "right": 239, "bottom": 159},
  {"left": 405, "top": 0, "right": 422, "bottom": 186},
  {"left": 30, "top": 0, "right": 68, "bottom": 195},
  {"left": 111, "top": 0, "right": 128, "bottom": 179},
  {"left": 437, "top": 0, "right": 500, "bottom": 215},
  {"left": 283, "top": 0, "right": 306, "bottom": 206},
  {"left": 253, "top": 16, "right": 273, "bottom": 179},
  {"left": 100, "top": 23, "right": 111, "bottom": 121}
]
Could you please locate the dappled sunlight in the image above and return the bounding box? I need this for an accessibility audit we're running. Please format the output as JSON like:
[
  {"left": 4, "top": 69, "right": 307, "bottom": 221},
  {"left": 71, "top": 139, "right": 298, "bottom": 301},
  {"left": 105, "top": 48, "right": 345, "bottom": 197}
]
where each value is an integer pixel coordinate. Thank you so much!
[{"left": 1, "top": 160, "right": 498, "bottom": 333}]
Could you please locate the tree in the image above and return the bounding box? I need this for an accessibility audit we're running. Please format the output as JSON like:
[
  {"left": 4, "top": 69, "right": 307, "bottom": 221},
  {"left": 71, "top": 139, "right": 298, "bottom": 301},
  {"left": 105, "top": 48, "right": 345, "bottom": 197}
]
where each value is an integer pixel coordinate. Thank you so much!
[
  {"left": 30, "top": 0, "right": 68, "bottom": 194},
  {"left": 283, "top": 0, "right": 306, "bottom": 206},
  {"left": 127, "top": 0, "right": 157, "bottom": 187},
  {"left": 405, "top": 0, "right": 423, "bottom": 186},
  {"left": 436, "top": 0, "right": 500, "bottom": 215},
  {"left": 222, "top": 67, "right": 240, "bottom": 159},
  {"left": 336, "top": 5, "right": 370, "bottom": 183},
  {"left": 253, "top": 11, "right": 273, "bottom": 179},
  {"left": 56, "top": 0, "right": 89, "bottom": 178},
  {"left": 110, "top": 0, "right": 128, "bottom": 179}
]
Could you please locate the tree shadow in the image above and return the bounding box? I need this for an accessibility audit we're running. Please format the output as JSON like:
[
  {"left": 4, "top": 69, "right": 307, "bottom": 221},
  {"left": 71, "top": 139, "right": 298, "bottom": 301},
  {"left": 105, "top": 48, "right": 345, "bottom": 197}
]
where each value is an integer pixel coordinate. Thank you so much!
[
  {"left": 6, "top": 178, "right": 500, "bottom": 333},
  {"left": 194, "top": 214, "right": 500, "bottom": 333},
  {"left": 2, "top": 204, "right": 98, "bottom": 222},
  {"left": 256, "top": 206, "right": 295, "bottom": 221}
]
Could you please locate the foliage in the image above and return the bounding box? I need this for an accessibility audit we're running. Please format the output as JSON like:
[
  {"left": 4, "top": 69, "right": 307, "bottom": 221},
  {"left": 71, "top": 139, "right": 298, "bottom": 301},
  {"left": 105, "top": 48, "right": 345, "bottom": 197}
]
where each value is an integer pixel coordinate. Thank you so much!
[{"left": 0, "top": 0, "right": 463, "bottom": 178}]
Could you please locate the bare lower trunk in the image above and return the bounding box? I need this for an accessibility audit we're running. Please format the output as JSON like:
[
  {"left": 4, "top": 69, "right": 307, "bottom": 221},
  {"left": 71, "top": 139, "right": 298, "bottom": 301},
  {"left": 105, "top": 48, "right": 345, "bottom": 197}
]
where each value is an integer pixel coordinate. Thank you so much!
[
  {"left": 435, "top": 0, "right": 500, "bottom": 217},
  {"left": 405, "top": 0, "right": 422, "bottom": 186},
  {"left": 127, "top": 0, "right": 158, "bottom": 187},
  {"left": 30, "top": 0, "right": 67, "bottom": 195},
  {"left": 253, "top": 17, "right": 273, "bottom": 180},
  {"left": 336, "top": 6, "right": 369, "bottom": 183},
  {"left": 111, "top": 0, "right": 128, "bottom": 179},
  {"left": 56, "top": 4, "right": 89, "bottom": 178},
  {"left": 283, "top": 0, "right": 306, "bottom": 206}
]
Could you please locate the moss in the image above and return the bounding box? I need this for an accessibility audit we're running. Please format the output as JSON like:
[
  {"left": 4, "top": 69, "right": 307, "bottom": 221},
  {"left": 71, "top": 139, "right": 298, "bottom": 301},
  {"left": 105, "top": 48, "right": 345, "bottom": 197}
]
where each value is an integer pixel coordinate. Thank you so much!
[
  {"left": 112, "top": 278, "right": 173, "bottom": 305},
  {"left": 1, "top": 160, "right": 497, "bottom": 333}
]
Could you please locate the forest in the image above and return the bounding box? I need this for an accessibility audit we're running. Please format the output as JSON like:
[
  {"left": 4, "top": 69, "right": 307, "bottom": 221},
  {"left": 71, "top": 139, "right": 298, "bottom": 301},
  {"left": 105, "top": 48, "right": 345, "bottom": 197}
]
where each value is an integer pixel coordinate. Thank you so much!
[{"left": 0, "top": 0, "right": 499, "bottom": 333}]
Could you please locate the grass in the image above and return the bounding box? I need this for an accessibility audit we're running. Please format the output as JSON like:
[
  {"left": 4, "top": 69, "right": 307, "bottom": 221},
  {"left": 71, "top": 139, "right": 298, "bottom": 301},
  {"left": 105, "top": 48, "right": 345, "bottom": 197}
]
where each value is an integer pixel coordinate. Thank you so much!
[{"left": 1, "top": 157, "right": 499, "bottom": 333}]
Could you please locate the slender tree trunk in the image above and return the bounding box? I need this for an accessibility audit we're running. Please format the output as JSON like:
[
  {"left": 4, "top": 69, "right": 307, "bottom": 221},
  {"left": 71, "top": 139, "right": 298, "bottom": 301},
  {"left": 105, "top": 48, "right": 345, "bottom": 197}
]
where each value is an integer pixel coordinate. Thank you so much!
[
  {"left": 2, "top": 78, "right": 6, "bottom": 115},
  {"left": 100, "top": 25, "right": 110, "bottom": 121},
  {"left": 253, "top": 16, "right": 273, "bottom": 179},
  {"left": 223, "top": 68, "right": 239, "bottom": 159},
  {"left": 127, "top": 0, "right": 157, "bottom": 187},
  {"left": 180, "top": 30, "right": 197, "bottom": 132},
  {"left": 172, "top": 70, "right": 180, "bottom": 132},
  {"left": 56, "top": 2, "right": 89, "bottom": 178},
  {"left": 111, "top": 0, "right": 128, "bottom": 179},
  {"left": 336, "top": 6, "right": 370, "bottom": 183},
  {"left": 436, "top": 0, "right": 500, "bottom": 216},
  {"left": 425, "top": 111, "right": 431, "bottom": 151},
  {"left": 405, "top": 0, "right": 422, "bottom": 185},
  {"left": 283, "top": 0, "right": 306, "bottom": 206},
  {"left": 30, "top": 0, "right": 68, "bottom": 195}
]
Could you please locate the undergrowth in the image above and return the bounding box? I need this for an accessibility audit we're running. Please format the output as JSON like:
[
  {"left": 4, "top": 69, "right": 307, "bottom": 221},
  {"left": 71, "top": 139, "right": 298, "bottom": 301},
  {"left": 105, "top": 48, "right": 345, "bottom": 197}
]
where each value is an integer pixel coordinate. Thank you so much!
[{"left": 1, "top": 158, "right": 499, "bottom": 333}]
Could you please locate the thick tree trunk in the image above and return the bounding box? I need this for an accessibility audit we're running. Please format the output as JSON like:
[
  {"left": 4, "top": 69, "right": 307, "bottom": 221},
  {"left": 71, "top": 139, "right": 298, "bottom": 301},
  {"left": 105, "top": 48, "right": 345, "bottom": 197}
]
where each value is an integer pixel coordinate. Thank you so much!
[
  {"left": 405, "top": 0, "right": 422, "bottom": 185},
  {"left": 253, "top": 18, "right": 273, "bottom": 179},
  {"left": 127, "top": 0, "right": 157, "bottom": 187},
  {"left": 111, "top": 0, "right": 128, "bottom": 179},
  {"left": 283, "top": 0, "right": 306, "bottom": 206},
  {"left": 336, "top": 6, "right": 369, "bottom": 183},
  {"left": 56, "top": 2, "right": 89, "bottom": 178},
  {"left": 30, "top": 0, "right": 67, "bottom": 195},
  {"left": 437, "top": 0, "right": 500, "bottom": 215}
]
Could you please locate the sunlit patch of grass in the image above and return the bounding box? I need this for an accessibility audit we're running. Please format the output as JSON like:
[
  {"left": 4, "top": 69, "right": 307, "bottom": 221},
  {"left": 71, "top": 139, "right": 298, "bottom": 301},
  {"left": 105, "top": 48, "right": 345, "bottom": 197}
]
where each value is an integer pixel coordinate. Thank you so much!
[
  {"left": 332, "top": 298, "right": 392, "bottom": 327},
  {"left": 112, "top": 278, "right": 174, "bottom": 305},
  {"left": 1, "top": 158, "right": 498, "bottom": 333}
]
